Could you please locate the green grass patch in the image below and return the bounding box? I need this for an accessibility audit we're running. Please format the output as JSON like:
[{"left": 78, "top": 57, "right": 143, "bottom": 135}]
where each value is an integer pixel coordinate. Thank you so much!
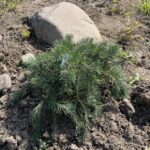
[{"left": 140, "top": 0, "right": 150, "bottom": 15}]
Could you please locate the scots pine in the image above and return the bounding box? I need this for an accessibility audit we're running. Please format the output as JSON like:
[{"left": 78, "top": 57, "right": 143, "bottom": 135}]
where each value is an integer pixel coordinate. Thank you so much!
[{"left": 28, "top": 36, "right": 129, "bottom": 142}]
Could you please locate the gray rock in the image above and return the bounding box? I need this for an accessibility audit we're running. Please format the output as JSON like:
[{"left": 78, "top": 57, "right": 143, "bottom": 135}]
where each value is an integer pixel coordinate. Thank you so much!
[
  {"left": 0, "top": 35, "right": 2, "bottom": 41},
  {"left": 6, "top": 136, "right": 18, "bottom": 150},
  {"left": 0, "top": 64, "right": 8, "bottom": 74},
  {"left": 18, "top": 73, "right": 26, "bottom": 82},
  {"left": 0, "top": 74, "right": 12, "bottom": 91},
  {"left": 0, "top": 135, "right": 6, "bottom": 147},
  {"left": 0, "top": 53, "right": 5, "bottom": 61},
  {"left": 69, "top": 144, "right": 79, "bottom": 150},
  {"left": 18, "top": 139, "right": 29, "bottom": 150},
  {"left": 15, "top": 135, "right": 22, "bottom": 145},
  {"left": 58, "top": 134, "right": 68, "bottom": 143},
  {"left": 21, "top": 53, "right": 35, "bottom": 65},
  {"left": 84, "top": 142, "right": 92, "bottom": 149},
  {"left": 0, "top": 95, "right": 8, "bottom": 105},
  {"left": 0, "top": 110, "right": 5, "bottom": 119},
  {"left": 31, "top": 2, "right": 102, "bottom": 44},
  {"left": 43, "top": 131, "right": 50, "bottom": 139},
  {"left": 47, "top": 147, "right": 54, "bottom": 150}
]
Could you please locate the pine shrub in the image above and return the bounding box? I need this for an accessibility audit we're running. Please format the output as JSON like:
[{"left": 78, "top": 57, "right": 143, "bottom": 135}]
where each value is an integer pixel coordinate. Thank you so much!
[{"left": 28, "top": 36, "right": 129, "bottom": 142}]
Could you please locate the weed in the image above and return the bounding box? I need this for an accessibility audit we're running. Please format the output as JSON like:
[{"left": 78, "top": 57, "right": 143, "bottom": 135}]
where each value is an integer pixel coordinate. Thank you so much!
[
  {"left": 20, "top": 28, "right": 31, "bottom": 39},
  {"left": 107, "top": 0, "right": 123, "bottom": 16},
  {"left": 0, "top": 0, "right": 22, "bottom": 18},
  {"left": 119, "top": 50, "right": 135, "bottom": 65},
  {"left": 107, "top": 3, "right": 123, "bottom": 16},
  {"left": 26, "top": 36, "right": 129, "bottom": 142},
  {"left": 111, "top": 0, "right": 121, "bottom": 3},
  {"left": 118, "top": 21, "right": 141, "bottom": 44},
  {"left": 128, "top": 73, "right": 140, "bottom": 86},
  {"left": 140, "top": 0, "right": 150, "bottom": 15}
]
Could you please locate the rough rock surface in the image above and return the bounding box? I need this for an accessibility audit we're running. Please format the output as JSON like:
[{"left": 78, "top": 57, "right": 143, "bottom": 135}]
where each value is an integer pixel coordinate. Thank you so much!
[
  {"left": 31, "top": 2, "right": 102, "bottom": 44},
  {"left": 0, "top": 74, "right": 12, "bottom": 91}
]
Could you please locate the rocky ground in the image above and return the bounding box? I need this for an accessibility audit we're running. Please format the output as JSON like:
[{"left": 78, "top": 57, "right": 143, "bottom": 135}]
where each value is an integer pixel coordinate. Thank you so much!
[{"left": 0, "top": 0, "right": 150, "bottom": 149}]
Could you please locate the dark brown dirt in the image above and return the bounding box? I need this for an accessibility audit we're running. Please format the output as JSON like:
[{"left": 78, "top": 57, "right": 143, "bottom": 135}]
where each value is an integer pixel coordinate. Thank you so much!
[{"left": 0, "top": 0, "right": 150, "bottom": 150}]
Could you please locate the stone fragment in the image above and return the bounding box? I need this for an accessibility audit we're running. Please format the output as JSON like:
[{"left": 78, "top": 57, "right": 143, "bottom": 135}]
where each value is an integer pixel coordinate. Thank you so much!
[
  {"left": 0, "top": 74, "right": 12, "bottom": 91},
  {"left": 69, "top": 144, "right": 79, "bottom": 150},
  {"left": 21, "top": 53, "right": 35, "bottom": 65},
  {"left": 6, "top": 136, "right": 18, "bottom": 150}
]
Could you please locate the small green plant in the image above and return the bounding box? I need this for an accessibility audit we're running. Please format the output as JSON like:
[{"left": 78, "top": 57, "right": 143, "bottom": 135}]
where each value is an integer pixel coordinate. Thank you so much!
[
  {"left": 119, "top": 50, "right": 137, "bottom": 65},
  {"left": 27, "top": 36, "right": 129, "bottom": 142},
  {"left": 107, "top": 4, "right": 122, "bottom": 16},
  {"left": 128, "top": 73, "right": 140, "bottom": 86},
  {"left": 20, "top": 28, "right": 31, "bottom": 39},
  {"left": 140, "top": 0, "right": 150, "bottom": 15},
  {"left": 118, "top": 21, "right": 141, "bottom": 43},
  {"left": 107, "top": 0, "right": 123, "bottom": 16}
]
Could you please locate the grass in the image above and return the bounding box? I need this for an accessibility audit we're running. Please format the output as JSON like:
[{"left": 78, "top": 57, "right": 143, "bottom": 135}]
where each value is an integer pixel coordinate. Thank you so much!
[
  {"left": 140, "top": 0, "right": 150, "bottom": 15},
  {"left": 118, "top": 21, "right": 141, "bottom": 44},
  {"left": 111, "top": 0, "right": 121, "bottom": 4},
  {"left": 108, "top": 5, "right": 122, "bottom": 15},
  {"left": 107, "top": 0, "right": 124, "bottom": 16}
]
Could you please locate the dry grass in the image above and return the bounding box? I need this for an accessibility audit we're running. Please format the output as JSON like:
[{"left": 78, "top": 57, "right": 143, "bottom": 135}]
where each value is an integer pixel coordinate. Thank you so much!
[
  {"left": 118, "top": 21, "right": 142, "bottom": 43},
  {"left": 0, "top": 0, "right": 22, "bottom": 19}
]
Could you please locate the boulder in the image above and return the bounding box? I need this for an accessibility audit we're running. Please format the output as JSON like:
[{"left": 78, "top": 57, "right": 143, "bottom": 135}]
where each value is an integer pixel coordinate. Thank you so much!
[
  {"left": 31, "top": 2, "right": 102, "bottom": 44},
  {"left": 0, "top": 74, "right": 12, "bottom": 91}
]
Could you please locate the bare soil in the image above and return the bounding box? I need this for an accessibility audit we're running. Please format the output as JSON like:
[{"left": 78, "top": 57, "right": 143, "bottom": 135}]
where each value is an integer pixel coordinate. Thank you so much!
[{"left": 0, "top": 0, "right": 150, "bottom": 150}]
